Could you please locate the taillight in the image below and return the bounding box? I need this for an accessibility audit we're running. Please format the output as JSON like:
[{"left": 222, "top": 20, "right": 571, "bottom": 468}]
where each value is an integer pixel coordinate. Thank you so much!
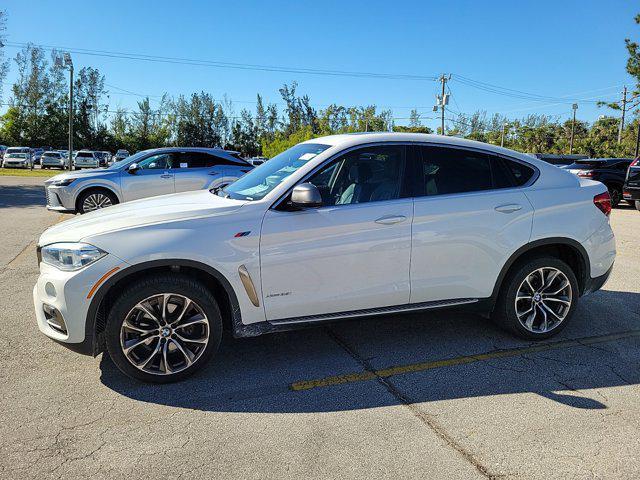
[
  {"left": 593, "top": 192, "right": 611, "bottom": 216},
  {"left": 631, "top": 158, "right": 639, "bottom": 167},
  {"left": 578, "top": 170, "right": 593, "bottom": 178}
]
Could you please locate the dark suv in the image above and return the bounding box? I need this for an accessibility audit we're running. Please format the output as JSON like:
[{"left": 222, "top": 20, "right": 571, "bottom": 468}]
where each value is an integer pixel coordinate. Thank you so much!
[
  {"left": 623, "top": 158, "right": 640, "bottom": 211},
  {"left": 564, "top": 158, "right": 633, "bottom": 207}
]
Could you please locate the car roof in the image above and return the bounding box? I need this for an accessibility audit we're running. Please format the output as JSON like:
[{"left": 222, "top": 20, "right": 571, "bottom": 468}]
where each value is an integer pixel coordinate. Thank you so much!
[{"left": 302, "top": 132, "right": 543, "bottom": 165}]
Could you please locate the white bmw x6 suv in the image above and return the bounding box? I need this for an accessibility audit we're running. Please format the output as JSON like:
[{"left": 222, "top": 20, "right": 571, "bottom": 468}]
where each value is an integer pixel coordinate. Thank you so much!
[{"left": 33, "top": 133, "right": 616, "bottom": 382}]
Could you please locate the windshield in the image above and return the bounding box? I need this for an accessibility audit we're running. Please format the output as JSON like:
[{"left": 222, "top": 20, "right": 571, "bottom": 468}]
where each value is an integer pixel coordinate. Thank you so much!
[
  {"left": 7, "top": 153, "right": 27, "bottom": 158},
  {"left": 220, "top": 143, "right": 330, "bottom": 200}
]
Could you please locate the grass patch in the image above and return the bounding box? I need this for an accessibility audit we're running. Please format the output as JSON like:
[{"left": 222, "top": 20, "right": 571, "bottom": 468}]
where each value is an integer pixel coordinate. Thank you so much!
[{"left": 0, "top": 167, "right": 61, "bottom": 177}]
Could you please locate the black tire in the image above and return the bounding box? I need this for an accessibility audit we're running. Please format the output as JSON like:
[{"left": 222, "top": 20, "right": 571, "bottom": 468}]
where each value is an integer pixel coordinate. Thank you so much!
[
  {"left": 492, "top": 256, "right": 579, "bottom": 340},
  {"left": 636, "top": 200, "right": 640, "bottom": 212},
  {"left": 105, "top": 274, "right": 223, "bottom": 383},
  {"left": 77, "top": 188, "right": 118, "bottom": 214},
  {"left": 607, "top": 185, "right": 621, "bottom": 208}
]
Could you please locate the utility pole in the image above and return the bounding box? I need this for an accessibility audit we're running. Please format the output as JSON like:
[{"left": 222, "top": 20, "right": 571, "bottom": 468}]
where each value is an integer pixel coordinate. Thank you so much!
[
  {"left": 569, "top": 103, "right": 578, "bottom": 154},
  {"left": 501, "top": 123, "right": 507, "bottom": 147},
  {"left": 65, "top": 53, "right": 74, "bottom": 171},
  {"left": 437, "top": 74, "right": 450, "bottom": 135},
  {"left": 618, "top": 86, "right": 628, "bottom": 144},
  {"left": 635, "top": 122, "right": 640, "bottom": 159}
]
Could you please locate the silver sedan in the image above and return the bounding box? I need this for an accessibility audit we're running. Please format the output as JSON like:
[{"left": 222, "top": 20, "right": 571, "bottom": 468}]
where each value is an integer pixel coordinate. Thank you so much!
[{"left": 44, "top": 147, "right": 253, "bottom": 214}]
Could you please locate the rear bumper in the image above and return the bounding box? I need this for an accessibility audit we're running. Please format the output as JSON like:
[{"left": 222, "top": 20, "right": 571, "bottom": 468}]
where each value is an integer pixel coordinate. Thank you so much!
[
  {"left": 583, "top": 264, "right": 613, "bottom": 296},
  {"left": 622, "top": 186, "right": 640, "bottom": 201}
]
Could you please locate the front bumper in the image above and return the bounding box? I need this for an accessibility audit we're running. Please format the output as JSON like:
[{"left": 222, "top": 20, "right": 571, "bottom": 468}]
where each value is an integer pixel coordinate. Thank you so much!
[
  {"left": 44, "top": 185, "right": 76, "bottom": 212},
  {"left": 33, "top": 255, "right": 126, "bottom": 354},
  {"left": 3, "top": 161, "right": 30, "bottom": 168}
]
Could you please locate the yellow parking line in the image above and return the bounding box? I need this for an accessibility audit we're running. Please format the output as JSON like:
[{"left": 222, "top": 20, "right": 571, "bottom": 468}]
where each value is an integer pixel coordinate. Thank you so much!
[{"left": 290, "top": 329, "right": 640, "bottom": 392}]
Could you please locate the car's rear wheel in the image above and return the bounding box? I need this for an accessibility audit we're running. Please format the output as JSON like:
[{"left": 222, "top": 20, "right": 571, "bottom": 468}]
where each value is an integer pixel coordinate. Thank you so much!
[
  {"left": 105, "top": 274, "right": 223, "bottom": 383},
  {"left": 607, "top": 185, "right": 622, "bottom": 208},
  {"left": 78, "top": 189, "right": 118, "bottom": 214},
  {"left": 492, "top": 256, "right": 579, "bottom": 339}
]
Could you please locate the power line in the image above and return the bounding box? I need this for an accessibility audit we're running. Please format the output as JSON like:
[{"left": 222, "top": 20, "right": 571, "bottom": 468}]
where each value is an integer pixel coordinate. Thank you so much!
[
  {"left": 4, "top": 41, "right": 440, "bottom": 82},
  {"left": 452, "top": 74, "right": 616, "bottom": 105}
]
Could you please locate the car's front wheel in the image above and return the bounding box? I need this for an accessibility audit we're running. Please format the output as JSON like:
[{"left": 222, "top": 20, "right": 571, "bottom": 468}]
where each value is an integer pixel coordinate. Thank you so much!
[
  {"left": 105, "top": 274, "right": 223, "bottom": 383},
  {"left": 77, "top": 189, "right": 118, "bottom": 214},
  {"left": 492, "top": 256, "right": 579, "bottom": 339}
]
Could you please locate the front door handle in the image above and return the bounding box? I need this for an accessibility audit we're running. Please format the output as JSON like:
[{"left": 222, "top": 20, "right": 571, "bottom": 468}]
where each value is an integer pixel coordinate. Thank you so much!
[
  {"left": 375, "top": 215, "right": 407, "bottom": 225},
  {"left": 161, "top": 173, "right": 173, "bottom": 179},
  {"left": 495, "top": 204, "right": 522, "bottom": 213}
]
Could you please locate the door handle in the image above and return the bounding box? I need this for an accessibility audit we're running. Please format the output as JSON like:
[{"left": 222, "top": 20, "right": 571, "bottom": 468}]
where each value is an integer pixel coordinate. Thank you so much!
[
  {"left": 208, "top": 171, "right": 222, "bottom": 176},
  {"left": 375, "top": 215, "right": 407, "bottom": 225},
  {"left": 494, "top": 204, "right": 522, "bottom": 213},
  {"left": 161, "top": 174, "right": 173, "bottom": 179}
]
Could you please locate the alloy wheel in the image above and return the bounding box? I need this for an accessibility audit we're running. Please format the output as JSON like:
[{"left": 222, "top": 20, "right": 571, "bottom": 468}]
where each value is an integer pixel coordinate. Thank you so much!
[
  {"left": 515, "top": 267, "right": 572, "bottom": 334},
  {"left": 120, "top": 293, "right": 210, "bottom": 375},
  {"left": 82, "top": 193, "right": 113, "bottom": 212}
]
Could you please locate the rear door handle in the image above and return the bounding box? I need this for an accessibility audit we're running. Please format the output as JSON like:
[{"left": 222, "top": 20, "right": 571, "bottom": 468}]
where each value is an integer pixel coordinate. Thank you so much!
[
  {"left": 494, "top": 204, "right": 522, "bottom": 213},
  {"left": 375, "top": 215, "right": 407, "bottom": 225},
  {"left": 161, "top": 173, "right": 173, "bottom": 179}
]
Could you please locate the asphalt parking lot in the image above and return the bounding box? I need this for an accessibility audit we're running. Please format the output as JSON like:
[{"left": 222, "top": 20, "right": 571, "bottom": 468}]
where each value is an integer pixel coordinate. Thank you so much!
[{"left": 1, "top": 176, "right": 639, "bottom": 479}]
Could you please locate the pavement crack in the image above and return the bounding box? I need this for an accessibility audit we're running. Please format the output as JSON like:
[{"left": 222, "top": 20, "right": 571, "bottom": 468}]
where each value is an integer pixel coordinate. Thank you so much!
[{"left": 323, "top": 326, "right": 501, "bottom": 480}]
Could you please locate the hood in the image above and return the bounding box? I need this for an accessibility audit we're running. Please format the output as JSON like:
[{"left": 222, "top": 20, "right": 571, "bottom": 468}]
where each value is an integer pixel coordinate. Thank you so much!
[
  {"left": 45, "top": 169, "right": 119, "bottom": 184},
  {"left": 39, "top": 189, "right": 248, "bottom": 245}
]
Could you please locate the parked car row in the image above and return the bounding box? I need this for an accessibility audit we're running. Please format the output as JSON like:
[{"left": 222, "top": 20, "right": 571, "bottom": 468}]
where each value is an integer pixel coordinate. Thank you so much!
[{"left": 33, "top": 133, "right": 617, "bottom": 382}]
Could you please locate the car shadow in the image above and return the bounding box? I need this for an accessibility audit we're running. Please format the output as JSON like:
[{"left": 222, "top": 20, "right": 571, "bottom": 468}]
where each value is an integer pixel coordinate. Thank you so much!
[
  {"left": 0, "top": 184, "right": 46, "bottom": 208},
  {"left": 100, "top": 289, "right": 640, "bottom": 413}
]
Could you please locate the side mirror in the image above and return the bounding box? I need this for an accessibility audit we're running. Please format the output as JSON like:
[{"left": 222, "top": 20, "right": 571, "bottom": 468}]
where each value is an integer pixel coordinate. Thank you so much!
[
  {"left": 127, "top": 163, "right": 139, "bottom": 173},
  {"left": 291, "top": 183, "right": 323, "bottom": 208}
]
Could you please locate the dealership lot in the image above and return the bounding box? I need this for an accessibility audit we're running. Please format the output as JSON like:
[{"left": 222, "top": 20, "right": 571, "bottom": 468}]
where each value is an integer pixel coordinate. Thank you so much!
[{"left": 1, "top": 175, "right": 639, "bottom": 479}]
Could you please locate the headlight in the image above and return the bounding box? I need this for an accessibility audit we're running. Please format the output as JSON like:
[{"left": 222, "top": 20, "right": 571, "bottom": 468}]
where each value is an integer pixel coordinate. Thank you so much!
[
  {"left": 41, "top": 243, "right": 107, "bottom": 271},
  {"left": 49, "top": 178, "right": 75, "bottom": 187}
]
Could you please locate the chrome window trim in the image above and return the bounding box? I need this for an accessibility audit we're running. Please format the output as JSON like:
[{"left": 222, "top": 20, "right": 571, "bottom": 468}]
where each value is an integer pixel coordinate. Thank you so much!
[{"left": 270, "top": 141, "right": 540, "bottom": 210}]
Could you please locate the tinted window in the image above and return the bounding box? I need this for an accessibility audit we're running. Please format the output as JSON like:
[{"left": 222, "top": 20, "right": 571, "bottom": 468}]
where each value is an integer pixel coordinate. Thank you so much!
[
  {"left": 416, "top": 146, "right": 492, "bottom": 196},
  {"left": 307, "top": 145, "right": 407, "bottom": 206},
  {"left": 498, "top": 157, "right": 535, "bottom": 186},
  {"left": 176, "top": 152, "right": 217, "bottom": 168},
  {"left": 76, "top": 152, "right": 94, "bottom": 158}
]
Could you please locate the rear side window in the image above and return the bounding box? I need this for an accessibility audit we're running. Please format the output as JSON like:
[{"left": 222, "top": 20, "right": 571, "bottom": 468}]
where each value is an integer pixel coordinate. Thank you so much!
[
  {"left": 415, "top": 147, "right": 535, "bottom": 196},
  {"left": 416, "top": 146, "right": 492, "bottom": 196},
  {"left": 177, "top": 152, "right": 242, "bottom": 168},
  {"left": 494, "top": 157, "right": 535, "bottom": 187}
]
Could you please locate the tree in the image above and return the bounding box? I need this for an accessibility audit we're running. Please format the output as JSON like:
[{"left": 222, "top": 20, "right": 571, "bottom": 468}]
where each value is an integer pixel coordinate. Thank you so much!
[{"left": 408, "top": 109, "right": 422, "bottom": 128}]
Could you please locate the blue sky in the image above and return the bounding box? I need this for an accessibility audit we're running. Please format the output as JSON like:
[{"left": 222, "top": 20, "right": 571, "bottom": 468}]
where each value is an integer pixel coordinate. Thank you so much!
[{"left": 1, "top": 0, "right": 637, "bottom": 130}]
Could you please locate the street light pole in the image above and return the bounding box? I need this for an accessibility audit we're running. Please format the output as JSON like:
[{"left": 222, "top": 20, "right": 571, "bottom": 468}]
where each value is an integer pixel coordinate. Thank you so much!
[
  {"left": 569, "top": 103, "right": 578, "bottom": 155},
  {"left": 64, "top": 53, "right": 73, "bottom": 171}
]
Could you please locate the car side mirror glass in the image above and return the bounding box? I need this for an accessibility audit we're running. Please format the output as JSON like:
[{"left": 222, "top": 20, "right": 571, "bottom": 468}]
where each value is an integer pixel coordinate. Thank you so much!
[
  {"left": 291, "top": 183, "right": 323, "bottom": 208},
  {"left": 128, "top": 163, "right": 139, "bottom": 173}
]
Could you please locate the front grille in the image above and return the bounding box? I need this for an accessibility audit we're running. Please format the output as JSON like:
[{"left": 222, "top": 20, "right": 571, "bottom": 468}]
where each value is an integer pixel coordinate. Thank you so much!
[{"left": 45, "top": 188, "right": 52, "bottom": 206}]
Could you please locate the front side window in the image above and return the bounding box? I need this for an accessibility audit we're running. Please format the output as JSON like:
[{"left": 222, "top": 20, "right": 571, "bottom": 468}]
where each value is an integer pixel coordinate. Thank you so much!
[
  {"left": 307, "top": 145, "right": 407, "bottom": 206},
  {"left": 221, "top": 143, "right": 330, "bottom": 201},
  {"left": 137, "top": 153, "right": 174, "bottom": 170}
]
